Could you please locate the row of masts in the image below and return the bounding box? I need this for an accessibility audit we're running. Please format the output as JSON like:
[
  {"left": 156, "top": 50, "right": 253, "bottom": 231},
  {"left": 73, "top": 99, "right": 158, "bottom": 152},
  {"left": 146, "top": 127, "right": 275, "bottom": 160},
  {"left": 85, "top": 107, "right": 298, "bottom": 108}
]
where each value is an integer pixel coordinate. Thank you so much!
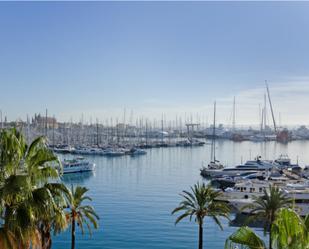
[{"left": 0, "top": 81, "right": 282, "bottom": 146}]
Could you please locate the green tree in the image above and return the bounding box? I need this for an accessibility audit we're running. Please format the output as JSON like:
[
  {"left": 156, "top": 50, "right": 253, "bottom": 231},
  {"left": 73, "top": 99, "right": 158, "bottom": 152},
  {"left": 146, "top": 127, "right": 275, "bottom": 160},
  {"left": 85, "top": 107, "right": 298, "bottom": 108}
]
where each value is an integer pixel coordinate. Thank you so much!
[
  {"left": 38, "top": 183, "right": 70, "bottom": 249},
  {"left": 243, "top": 185, "right": 292, "bottom": 249},
  {"left": 172, "top": 182, "right": 230, "bottom": 249},
  {"left": 271, "top": 208, "right": 309, "bottom": 249},
  {"left": 66, "top": 185, "right": 99, "bottom": 249},
  {"left": 0, "top": 128, "right": 67, "bottom": 248}
]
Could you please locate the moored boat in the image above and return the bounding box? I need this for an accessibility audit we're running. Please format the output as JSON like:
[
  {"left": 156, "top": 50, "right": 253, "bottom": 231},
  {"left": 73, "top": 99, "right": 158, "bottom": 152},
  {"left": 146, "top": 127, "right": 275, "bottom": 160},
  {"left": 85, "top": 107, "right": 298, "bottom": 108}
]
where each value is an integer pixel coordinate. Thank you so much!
[
  {"left": 128, "top": 148, "right": 147, "bottom": 156},
  {"left": 62, "top": 157, "right": 95, "bottom": 174},
  {"left": 102, "top": 148, "right": 126, "bottom": 157},
  {"left": 217, "top": 179, "right": 309, "bottom": 216},
  {"left": 201, "top": 156, "right": 280, "bottom": 178}
]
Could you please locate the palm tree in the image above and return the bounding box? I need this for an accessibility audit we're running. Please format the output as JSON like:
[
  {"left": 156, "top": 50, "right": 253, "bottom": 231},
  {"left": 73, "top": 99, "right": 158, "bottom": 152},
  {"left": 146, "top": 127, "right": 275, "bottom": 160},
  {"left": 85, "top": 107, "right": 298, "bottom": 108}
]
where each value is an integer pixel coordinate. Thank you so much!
[
  {"left": 243, "top": 185, "right": 292, "bottom": 249},
  {"left": 271, "top": 208, "right": 309, "bottom": 249},
  {"left": 37, "top": 183, "right": 70, "bottom": 249},
  {"left": 0, "top": 128, "right": 67, "bottom": 248},
  {"left": 225, "top": 208, "right": 309, "bottom": 249},
  {"left": 66, "top": 185, "right": 99, "bottom": 249},
  {"left": 172, "top": 182, "right": 230, "bottom": 249},
  {"left": 225, "top": 226, "right": 266, "bottom": 249}
]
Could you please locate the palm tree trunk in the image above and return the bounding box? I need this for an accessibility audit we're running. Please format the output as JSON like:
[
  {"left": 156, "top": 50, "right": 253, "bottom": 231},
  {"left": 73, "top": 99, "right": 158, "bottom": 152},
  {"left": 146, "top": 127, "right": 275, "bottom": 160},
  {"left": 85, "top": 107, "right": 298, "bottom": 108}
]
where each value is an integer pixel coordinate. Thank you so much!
[
  {"left": 71, "top": 218, "right": 76, "bottom": 249},
  {"left": 41, "top": 223, "right": 52, "bottom": 249},
  {"left": 198, "top": 223, "right": 203, "bottom": 249},
  {"left": 269, "top": 217, "right": 273, "bottom": 249},
  {"left": 269, "top": 228, "right": 272, "bottom": 249}
]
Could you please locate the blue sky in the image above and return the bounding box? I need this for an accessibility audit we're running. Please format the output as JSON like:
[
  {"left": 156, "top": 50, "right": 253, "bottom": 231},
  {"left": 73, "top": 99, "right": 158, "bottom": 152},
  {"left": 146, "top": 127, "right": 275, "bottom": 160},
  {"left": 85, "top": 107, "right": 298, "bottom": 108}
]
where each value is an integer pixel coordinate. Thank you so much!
[{"left": 1, "top": 2, "right": 309, "bottom": 125}]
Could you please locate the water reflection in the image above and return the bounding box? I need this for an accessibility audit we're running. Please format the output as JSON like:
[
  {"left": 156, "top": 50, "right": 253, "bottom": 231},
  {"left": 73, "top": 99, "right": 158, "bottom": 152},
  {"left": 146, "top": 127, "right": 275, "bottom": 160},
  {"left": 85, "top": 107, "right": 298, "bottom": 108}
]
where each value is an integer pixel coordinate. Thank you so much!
[
  {"left": 53, "top": 140, "right": 309, "bottom": 249},
  {"left": 61, "top": 171, "right": 95, "bottom": 185},
  {"left": 230, "top": 213, "right": 265, "bottom": 228}
]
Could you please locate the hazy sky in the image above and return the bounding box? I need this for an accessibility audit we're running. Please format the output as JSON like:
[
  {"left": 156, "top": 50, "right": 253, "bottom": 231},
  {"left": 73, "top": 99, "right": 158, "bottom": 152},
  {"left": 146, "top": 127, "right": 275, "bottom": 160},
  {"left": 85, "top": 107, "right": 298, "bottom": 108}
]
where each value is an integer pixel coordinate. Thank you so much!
[{"left": 1, "top": 2, "right": 309, "bottom": 125}]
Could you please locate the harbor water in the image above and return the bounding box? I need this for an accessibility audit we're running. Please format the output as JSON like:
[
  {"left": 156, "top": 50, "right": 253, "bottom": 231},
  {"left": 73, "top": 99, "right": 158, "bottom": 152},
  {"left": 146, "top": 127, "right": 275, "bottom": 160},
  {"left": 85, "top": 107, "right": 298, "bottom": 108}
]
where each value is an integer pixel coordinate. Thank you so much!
[{"left": 53, "top": 140, "right": 309, "bottom": 249}]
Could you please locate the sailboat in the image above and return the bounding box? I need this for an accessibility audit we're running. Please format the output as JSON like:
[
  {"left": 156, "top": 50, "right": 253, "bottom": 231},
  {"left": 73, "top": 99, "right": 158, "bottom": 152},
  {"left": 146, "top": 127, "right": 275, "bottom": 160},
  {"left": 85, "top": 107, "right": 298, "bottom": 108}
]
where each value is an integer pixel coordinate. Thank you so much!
[{"left": 207, "top": 101, "right": 224, "bottom": 170}]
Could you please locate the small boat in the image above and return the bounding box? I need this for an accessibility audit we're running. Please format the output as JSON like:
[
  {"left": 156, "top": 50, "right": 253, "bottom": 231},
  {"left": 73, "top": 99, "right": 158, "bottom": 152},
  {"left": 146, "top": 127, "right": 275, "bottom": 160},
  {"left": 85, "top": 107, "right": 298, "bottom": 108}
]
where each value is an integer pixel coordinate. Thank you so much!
[
  {"left": 62, "top": 157, "right": 95, "bottom": 174},
  {"left": 201, "top": 101, "right": 224, "bottom": 174},
  {"left": 208, "top": 160, "right": 224, "bottom": 170},
  {"left": 129, "top": 148, "right": 147, "bottom": 156},
  {"left": 53, "top": 145, "right": 75, "bottom": 154},
  {"left": 102, "top": 148, "right": 126, "bottom": 157},
  {"left": 275, "top": 154, "right": 291, "bottom": 166},
  {"left": 176, "top": 139, "right": 204, "bottom": 147},
  {"left": 74, "top": 147, "right": 106, "bottom": 155}
]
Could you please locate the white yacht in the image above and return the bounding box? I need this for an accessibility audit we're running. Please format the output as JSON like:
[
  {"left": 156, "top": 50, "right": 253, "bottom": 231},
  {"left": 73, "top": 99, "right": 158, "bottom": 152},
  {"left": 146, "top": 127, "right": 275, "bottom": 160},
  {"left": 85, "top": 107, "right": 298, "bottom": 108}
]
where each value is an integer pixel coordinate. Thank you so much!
[
  {"left": 283, "top": 183, "right": 309, "bottom": 216},
  {"left": 62, "top": 157, "right": 95, "bottom": 174},
  {"left": 220, "top": 180, "right": 309, "bottom": 216},
  {"left": 201, "top": 156, "right": 278, "bottom": 177}
]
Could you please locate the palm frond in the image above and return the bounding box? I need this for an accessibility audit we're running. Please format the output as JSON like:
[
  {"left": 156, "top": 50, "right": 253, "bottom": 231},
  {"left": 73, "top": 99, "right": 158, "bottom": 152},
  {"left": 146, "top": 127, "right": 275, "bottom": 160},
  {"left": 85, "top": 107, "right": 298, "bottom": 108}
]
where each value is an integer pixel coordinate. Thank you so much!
[
  {"left": 172, "top": 182, "right": 230, "bottom": 230},
  {"left": 225, "top": 226, "right": 266, "bottom": 249}
]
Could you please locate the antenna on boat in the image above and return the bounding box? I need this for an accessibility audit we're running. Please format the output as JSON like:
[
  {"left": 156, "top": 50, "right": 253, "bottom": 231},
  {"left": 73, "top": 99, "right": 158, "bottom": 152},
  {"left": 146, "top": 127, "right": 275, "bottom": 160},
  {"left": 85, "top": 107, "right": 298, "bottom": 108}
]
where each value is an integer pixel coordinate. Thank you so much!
[
  {"left": 263, "top": 94, "right": 267, "bottom": 132},
  {"left": 161, "top": 113, "right": 164, "bottom": 144},
  {"left": 265, "top": 80, "right": 277, "bottom": 133}
]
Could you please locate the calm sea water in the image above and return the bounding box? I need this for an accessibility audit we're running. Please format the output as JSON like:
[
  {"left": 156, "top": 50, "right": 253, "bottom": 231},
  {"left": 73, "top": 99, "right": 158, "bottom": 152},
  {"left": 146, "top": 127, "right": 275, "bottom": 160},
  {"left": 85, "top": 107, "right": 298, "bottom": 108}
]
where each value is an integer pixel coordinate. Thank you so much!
[{"left": 53, "top": 140, "right": 309, "bottom": 249}]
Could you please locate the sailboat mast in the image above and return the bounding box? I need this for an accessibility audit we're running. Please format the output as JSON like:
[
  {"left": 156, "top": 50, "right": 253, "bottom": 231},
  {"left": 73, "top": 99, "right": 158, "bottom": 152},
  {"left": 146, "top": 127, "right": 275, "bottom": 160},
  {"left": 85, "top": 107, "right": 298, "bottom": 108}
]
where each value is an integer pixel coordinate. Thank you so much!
[
  {"left": 213, "top": 101, "right": 216, "bottom": 162},
  {"left": 45, "top": 108, "right": 48, "bottom": 137},
  {"left": 264, "top": 94, "right": 267, "bottom": 131},
  {"left": 145, "top": 119, "right": 148, "bottom": 146},
  {"left": 265, "top": 80, "right": 277, "bottom": 132},
  {"left": 161, "top": 114, "right": 164, "bottom": 144},
  {"left": 96, "top": 119, "right": 99, "bottom": 146},
  {"left": 123, "top": 108, "right": 126, "bottom": 143},
  {"left": 52, "top": 115, "right": 55, "bottom": 147},
  {"left": 232, "top": 96, "right": 236, "bottom": 132},
  {"left": 259, "top": 104, "right": 263, "bottom": 132}
]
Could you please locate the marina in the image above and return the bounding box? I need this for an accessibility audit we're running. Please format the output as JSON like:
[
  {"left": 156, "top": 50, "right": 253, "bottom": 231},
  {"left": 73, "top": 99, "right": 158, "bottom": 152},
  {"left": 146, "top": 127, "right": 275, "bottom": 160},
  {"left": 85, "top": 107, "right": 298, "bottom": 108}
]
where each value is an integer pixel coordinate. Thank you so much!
[
  {"left": 2, "top": 2, "right": 309, "bottom": 249},
  {"left": 53, "top": 140, "right": 309, "bottom": 249}
]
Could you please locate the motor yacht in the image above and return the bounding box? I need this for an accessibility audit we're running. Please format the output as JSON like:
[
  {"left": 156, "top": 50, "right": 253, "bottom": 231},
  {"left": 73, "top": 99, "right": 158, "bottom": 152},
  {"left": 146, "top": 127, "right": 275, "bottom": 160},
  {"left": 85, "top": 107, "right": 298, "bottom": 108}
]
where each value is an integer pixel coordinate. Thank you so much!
[
  {"left": 62, "top": 157, "right": 95, "bottom": 174},
  {"left": 201, "top": 156, "right": 277, "bottom": 177},
  {"left": 219, "top": 179, "right": 309, "bottom": 216}
]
